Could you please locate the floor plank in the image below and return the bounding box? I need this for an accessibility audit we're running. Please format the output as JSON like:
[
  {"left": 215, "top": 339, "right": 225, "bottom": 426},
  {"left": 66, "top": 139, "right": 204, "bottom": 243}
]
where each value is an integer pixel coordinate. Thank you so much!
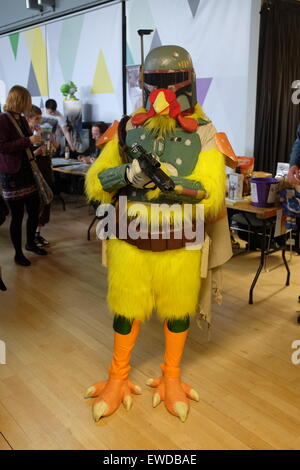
[{"left": 0, "top": 432, "right": 12, "bottom": 450}]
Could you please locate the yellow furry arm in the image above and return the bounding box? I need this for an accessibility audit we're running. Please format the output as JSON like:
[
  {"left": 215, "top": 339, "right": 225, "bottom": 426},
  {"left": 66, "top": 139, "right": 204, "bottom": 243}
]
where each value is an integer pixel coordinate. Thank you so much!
[
  {"left": 85, "top": 138, "right": 124, "bottom": 203},
  {"left": 188, "top": 147, "right": 225, "bottom": 220}
]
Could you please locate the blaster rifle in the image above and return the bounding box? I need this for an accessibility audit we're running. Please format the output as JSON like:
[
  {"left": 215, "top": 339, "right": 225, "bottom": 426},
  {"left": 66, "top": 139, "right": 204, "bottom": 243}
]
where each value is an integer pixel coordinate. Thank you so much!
[
  {"left": 128, "top": 143, "right": 207, "bottom": 201},
  {"left": 129, "top": 143, "right": 175, "bottom": 192}
]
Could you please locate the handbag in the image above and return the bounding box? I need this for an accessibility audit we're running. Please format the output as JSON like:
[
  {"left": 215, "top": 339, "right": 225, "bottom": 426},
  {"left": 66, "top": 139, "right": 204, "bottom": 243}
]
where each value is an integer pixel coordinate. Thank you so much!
[{"left": 4, "top": 112, "right": 53, "bottom": 207}]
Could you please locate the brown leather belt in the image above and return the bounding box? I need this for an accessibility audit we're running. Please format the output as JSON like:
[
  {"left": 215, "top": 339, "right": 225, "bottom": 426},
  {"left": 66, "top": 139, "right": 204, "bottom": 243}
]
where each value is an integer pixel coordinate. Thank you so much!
[{"left": 114, "top": 218, "right": 197, "bottom": 252}]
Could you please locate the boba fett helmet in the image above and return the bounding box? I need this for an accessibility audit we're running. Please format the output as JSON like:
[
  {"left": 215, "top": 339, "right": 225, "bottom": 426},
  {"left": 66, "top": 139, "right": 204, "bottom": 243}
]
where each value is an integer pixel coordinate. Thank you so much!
[{"left": 143, "top": 45, "right": 197, "bottom": 112}]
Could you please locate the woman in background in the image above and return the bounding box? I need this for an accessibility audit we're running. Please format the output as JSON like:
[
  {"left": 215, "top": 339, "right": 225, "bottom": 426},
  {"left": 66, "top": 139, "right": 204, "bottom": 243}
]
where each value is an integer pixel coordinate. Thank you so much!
[{"left": 0, "top": 85, "right": 47, "bottom": 266}]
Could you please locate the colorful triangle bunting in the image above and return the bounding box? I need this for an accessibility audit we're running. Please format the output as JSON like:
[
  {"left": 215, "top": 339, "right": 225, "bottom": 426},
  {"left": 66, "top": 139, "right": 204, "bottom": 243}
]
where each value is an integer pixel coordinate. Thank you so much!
[
  {"left": 27, "top": 62, "right": 41, "bottom": 97},
  {"left": 91, "top": 50, "right": 114, "bottom": 94},
  {"left": 9, "top": 33, "right": 20, "bottom": 59},
  {"left": 196, "top": 77, "right": 213, "bottom": 105},
  {"left": 126, "top": 43, "right": 135, "bottom": 66},
  {"left": 188, "top": 0, "right": 201, "bottom": 18},
  {"left": 150, "top": 30, "right": 162, "bottom": 50}
]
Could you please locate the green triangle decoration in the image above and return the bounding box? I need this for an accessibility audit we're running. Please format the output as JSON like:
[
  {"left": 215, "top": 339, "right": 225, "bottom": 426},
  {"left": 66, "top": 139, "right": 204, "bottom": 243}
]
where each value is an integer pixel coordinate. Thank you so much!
[
  {"left": 9, "top": 33, "right": 20, "bottom": 59},
  {"left": 126, "top": 43, "right": 135, "bottom": 66},
  {"left": 58, "top": 16, "right": 84, "bottom": 83},
  {"left": 150, "top": 30, "right": 162, "bottom": 50}
]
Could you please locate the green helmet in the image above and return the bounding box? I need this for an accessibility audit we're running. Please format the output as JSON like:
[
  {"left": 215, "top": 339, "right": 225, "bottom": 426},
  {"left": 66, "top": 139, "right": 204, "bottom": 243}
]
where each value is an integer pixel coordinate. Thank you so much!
[{"left": 143, "top": 45, "right": 197, "bottom": 112}]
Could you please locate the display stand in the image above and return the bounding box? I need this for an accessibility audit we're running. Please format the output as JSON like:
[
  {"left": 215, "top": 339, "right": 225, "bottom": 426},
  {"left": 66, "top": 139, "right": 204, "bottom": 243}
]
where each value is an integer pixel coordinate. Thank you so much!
[{"left": 63, "top": 100, "right": 88, "bottom": 153}]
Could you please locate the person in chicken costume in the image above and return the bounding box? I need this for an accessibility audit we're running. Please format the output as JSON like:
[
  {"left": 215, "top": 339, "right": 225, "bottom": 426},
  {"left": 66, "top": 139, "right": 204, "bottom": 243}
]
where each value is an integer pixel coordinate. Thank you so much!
[{"left": 85, "top": 46, "right": 234, "bottom": 423}]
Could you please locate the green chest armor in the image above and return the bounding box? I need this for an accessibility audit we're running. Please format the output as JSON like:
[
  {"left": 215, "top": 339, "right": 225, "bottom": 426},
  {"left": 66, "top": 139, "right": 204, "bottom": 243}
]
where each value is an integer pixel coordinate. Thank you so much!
[{"left": 126, "top": 127, "right": 201, "bottom": 177}]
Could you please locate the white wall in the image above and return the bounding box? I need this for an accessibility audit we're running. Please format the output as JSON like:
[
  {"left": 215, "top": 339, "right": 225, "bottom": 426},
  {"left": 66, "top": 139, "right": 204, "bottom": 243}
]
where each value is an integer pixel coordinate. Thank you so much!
[
  {"left": 46, "top": 4, "right": 123, "bottom": 121},
  {"left": 0, "top": 0, "right": 261, "bottom": 152},
  {"left": 0, "top": 2, "right": 123, "bottom": 122}
]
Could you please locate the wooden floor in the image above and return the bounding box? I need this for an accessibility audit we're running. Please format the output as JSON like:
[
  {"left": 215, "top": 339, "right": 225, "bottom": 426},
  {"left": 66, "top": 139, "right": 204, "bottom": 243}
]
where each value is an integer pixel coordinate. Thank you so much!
[{"left": 0, "top": 196, "right": 300, "bottom": 450}]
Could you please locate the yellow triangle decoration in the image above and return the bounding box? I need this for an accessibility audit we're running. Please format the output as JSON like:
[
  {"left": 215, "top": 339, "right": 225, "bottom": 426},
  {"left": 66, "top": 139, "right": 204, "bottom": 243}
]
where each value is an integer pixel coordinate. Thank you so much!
[
  {"left": 91, "top": 50, "right": 114, "bottom": 94},
  {"left": 24, "top": 28, "right": 49, "bottom": 96},
  {"left": 24, "top": 29, "right": 35, "bottom": 54}
]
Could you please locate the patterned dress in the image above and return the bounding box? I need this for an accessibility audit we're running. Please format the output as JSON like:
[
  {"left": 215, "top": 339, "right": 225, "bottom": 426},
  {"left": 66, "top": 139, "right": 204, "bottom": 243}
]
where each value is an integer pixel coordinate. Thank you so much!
[{"left": 0, "top": 117, "right": 37, "bottom": 201}]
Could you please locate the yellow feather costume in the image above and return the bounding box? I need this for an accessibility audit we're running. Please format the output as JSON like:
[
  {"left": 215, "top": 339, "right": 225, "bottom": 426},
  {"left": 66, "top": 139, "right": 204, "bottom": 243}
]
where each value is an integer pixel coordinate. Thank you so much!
[{"left": 85, "top": 109, "right": 225, "bottom": 322}]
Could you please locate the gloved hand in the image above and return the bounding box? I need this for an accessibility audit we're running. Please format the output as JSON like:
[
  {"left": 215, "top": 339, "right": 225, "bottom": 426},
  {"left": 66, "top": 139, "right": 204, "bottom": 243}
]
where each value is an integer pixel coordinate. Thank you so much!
[{"left": 126, "top": 159, "right": 155, "bottom": 189}]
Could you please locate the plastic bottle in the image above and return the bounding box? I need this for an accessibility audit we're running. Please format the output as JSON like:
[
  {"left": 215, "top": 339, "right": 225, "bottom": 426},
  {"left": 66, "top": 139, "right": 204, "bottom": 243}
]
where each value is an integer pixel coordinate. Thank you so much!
[
  {"left": 65, "top": 145, "right": 70, "bottom": 159},
  {"left": 33, "top": 124, "right": 41, "bottom": 148}
]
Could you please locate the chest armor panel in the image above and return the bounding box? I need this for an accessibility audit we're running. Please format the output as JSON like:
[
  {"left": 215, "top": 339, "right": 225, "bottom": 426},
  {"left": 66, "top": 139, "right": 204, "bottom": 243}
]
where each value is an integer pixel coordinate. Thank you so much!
[{"left": 126, "top": 127, "right": 201, "bottom": 177}]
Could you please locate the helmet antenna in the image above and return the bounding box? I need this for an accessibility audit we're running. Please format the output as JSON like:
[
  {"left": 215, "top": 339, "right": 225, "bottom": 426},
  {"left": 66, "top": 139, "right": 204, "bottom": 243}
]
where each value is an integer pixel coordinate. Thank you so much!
[{"left": 137, "top": 29, "right": 153, "bottom": 105}]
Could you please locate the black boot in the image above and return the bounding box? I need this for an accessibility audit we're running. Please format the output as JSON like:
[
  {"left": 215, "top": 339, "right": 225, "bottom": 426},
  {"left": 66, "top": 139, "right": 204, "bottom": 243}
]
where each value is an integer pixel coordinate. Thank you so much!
[
  {"left": 25, "top": 244, "right": 48, "bottom": 256},
  {"left": 14, "top": 253, "right": 31, "bottom": 266}
]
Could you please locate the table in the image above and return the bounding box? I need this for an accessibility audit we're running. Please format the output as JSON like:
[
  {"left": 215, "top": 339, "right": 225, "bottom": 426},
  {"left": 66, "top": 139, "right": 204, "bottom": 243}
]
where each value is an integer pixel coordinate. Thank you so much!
[
  {"left": 52, "top": 158, "right": 81, "bottom": 167},
  {"left": 226, "top": 197, "right": 290, "bottom": 304},
  {"left": 52, "top": 160, "right": 91, "bottom": 210},
  {"left": 226, "top": 197, "right": 279, "bottom": 218},
  {"left": 52, "top": 161, "right": 96, "bottom": 235},
  {"left": 52, "top": 161, "right": 91, "bottom": 176}
]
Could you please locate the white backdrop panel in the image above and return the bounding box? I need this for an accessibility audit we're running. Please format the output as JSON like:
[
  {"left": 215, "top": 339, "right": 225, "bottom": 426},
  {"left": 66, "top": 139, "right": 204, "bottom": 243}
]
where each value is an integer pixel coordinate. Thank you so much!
[
  {"left": 126, "top": 0, "right": 261, "bottom": 156},
  {"left": 46, "top": 3, "right": 123, "bottom": 122}
]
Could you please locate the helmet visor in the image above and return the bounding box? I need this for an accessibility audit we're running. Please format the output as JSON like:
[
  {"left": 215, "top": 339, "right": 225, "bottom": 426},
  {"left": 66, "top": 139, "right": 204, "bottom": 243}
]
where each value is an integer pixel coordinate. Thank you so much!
[{"left": 144, "top": 69, "right": 192, "bottom": 93}]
